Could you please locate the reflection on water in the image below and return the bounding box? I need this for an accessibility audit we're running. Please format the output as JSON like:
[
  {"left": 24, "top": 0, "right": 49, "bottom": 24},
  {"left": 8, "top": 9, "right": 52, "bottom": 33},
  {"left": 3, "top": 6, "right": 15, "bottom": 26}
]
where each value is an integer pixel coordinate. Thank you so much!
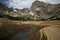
[{"left": 7, "top": 26, "right": 37, "bottom": 40}]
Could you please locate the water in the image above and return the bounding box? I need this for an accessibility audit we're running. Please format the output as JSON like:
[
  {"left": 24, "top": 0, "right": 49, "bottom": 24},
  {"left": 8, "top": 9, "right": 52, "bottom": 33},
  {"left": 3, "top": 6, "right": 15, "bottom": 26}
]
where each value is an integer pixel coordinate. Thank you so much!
[{"left": 7, "top": 26, "right": 37, "bottom": 40}]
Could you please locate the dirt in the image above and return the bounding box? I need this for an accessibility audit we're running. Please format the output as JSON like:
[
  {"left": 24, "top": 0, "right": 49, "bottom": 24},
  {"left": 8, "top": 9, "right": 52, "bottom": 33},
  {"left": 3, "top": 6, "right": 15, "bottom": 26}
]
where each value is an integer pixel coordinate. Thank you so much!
[{"left": 0, "top": 18, "right": 60, "bottom": 40}]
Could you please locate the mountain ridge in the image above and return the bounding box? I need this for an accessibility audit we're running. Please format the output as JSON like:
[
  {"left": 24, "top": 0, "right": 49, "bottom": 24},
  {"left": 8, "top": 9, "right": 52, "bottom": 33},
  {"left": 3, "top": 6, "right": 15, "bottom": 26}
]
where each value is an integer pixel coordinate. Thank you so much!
[{"left": 0, "top": 1, "right": 60, "bottom": 20}]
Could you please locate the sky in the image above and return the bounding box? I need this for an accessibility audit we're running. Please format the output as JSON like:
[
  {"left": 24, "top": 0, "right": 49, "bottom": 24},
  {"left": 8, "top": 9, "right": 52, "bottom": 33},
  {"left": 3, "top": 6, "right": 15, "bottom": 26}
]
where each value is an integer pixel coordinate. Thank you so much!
[
  {"left": 0, "top": 0, "right": 60, "bottom": 9},
  {"left": 39, "top": 0, "right": 60, "bottom": 4}
]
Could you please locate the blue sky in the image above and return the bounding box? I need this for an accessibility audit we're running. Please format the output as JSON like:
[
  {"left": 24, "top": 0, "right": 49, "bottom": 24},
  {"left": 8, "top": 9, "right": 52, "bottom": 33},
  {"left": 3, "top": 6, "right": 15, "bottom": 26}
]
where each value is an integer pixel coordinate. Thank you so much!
[
  {"left": 0, "top": 0, "right": 9, "bottom": 6},
  {"left": 0, "top": 0, "right": 60, "bottom": 9}
]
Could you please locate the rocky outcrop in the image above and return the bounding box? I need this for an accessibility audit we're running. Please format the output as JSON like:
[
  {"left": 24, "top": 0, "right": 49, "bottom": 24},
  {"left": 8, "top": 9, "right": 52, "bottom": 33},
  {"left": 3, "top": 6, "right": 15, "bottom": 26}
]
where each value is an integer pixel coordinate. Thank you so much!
[
  {"left": 0, "top": 1, "right": 60, "bottom": 20},
  {"left": 31, "top": 1, "right": 60, "bottom": 20},
  {"left": 0, "top": 3, "right": 9, "bottom": 16}
]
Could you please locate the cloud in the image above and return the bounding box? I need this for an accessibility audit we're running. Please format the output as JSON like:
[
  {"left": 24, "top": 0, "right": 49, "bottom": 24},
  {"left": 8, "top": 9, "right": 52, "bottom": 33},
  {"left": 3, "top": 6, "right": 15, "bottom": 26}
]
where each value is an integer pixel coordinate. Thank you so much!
[
  {"left": 8, "top": 0, "right": 36, "bottom": 9},
  {"left": 39, "top": 0, "right": 60, "bottom": 4},
  {"left": 0, "top": 0, "right": 60, "bottom": 9},
  {"left": 0, "top": 0, "right": 9, "bottom": 6}
]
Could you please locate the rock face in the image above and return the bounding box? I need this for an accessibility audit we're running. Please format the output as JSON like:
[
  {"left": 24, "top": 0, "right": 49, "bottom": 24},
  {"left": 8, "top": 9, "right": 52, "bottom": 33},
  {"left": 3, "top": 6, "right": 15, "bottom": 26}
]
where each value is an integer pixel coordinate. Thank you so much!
[
  {"left": 0, "top": 3, "right": 9, "bottom": 15},
  {"left": 31, "top": 1, "right": 60, "bottom": 20},
  {"left": 0, "top": 1, "right": 60, "bottom": 20}
]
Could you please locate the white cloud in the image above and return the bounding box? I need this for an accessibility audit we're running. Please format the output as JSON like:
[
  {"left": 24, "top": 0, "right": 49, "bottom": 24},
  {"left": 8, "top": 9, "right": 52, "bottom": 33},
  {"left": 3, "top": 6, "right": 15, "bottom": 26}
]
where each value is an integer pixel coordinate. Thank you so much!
[
  {"left": 39, "top": 0, "right": 60, "bottom": 4},
  {"left": 8, "top": 0, "right": 36, "bottom": 9},
  {"left": 8, "top": 0, "right": 60, "bottom": 9},
  {"left": 0, "top": 0, "right": 60, "bottom": 9}
]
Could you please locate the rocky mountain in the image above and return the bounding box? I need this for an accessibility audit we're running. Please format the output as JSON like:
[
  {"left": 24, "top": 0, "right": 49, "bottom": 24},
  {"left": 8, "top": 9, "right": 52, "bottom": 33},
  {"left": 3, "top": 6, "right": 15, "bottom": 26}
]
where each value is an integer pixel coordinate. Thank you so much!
[
  {"left": 31, "top": 1, "right": 60, "bottom": 20},
  {"left": 0, "top": 3, "right": 9, "bottom": 16},
  {"left": 0, "top": 1, "right": 60, "bottom": 20}
]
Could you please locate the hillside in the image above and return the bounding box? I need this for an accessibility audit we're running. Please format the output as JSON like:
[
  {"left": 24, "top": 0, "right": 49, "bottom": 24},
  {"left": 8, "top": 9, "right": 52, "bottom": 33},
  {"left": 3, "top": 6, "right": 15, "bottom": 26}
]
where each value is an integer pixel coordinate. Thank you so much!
[
  {"left": 0, "top": 1, "right": 60, "bottom": 20},
  {"left": 31, "top": 1, "right": 60, "bottom": 20}
]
